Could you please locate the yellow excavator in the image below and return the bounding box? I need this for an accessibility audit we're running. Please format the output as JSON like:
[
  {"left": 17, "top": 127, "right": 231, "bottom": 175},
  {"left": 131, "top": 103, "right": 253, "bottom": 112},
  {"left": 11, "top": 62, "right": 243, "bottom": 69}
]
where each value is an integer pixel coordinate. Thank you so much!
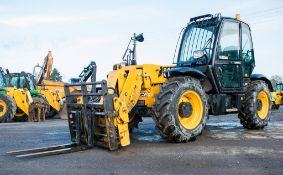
[
  {"left": 34, "top": 51, "right": 66, "bottom": 98},
  {"left": 33, "top": 51, "right": 64, "bottom": 117},
  {"left": 8, "top": 14, "right": 273, "bottom": 156},
  {"left": 33, "top": 51, "right": 97, "bottom": 117}
]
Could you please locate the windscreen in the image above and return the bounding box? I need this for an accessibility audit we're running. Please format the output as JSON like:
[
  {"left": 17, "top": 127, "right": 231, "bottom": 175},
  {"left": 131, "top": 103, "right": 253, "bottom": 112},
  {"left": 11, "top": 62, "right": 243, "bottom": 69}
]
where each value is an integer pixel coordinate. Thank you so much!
[
  {"left": 9, "top": 76, "right": 21, "bottom": 88},
  {"left": 0, "top": 72, "right": 5, "bottom": 87},
  {"left": 26, "top": 76, "right": 36, "bottom": 90},
  {"left": 178, "top": 24, "right": 216, "bottom": 65},
  {"left": 9, "top": 75, "right": 36, "bottom": 90},
  {"left": 276, "top": 84, "right": 283, "bottom": 91}
]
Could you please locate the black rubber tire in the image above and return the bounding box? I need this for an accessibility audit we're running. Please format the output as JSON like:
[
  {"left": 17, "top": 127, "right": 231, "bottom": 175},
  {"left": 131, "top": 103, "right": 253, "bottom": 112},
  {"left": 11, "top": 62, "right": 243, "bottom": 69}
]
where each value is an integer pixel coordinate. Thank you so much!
[
  {"left": 153, "top": 77, "right": 208, "bottom": 142},
  {"left": 45, "top": 107, "right": 58, "bottom": 118},
  {"left": 13, "top": 111, "right": 28, "bottom": 122},
  {"left": 0, "top": 94, "right": 16, "bottom": 123},
  {"left": 238, "top": 80, "right": 271, "bottom": 129},
  {"left": 32, "top": 95, "right": 49, "bottom": 112}
]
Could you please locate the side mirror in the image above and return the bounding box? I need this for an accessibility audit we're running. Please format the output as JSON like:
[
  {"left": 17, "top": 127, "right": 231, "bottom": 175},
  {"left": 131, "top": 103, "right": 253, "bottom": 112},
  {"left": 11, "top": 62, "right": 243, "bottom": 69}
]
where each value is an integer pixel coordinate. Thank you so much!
[
  {"left": 193, "top": 50, "right": 205, "bottom": 59},
  {"left": 135, "top": 33, "right": 144, "bottom": 42}
]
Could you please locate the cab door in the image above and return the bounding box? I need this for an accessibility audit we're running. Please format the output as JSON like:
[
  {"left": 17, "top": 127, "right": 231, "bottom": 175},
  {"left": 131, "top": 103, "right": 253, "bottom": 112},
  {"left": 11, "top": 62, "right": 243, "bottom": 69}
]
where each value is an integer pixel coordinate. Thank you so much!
[{"left": 214, "top": 20, "right": 243, "bottom": 93}]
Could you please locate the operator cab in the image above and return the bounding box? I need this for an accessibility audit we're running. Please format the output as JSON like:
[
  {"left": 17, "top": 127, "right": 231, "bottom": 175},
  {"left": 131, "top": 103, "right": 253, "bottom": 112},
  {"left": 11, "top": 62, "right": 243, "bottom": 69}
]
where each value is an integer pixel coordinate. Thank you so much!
[
  {"left": 7, "top": 72, "right": 37, "bottom": 90},
  {"left": 171, "top": 14, "right": 255, "bottom": 94},
  {"left": 0, "top": 68, "right": 7, "bottom": 87},
  {"left": 275, "top": 83, "right": 283, "bottom": 91}
]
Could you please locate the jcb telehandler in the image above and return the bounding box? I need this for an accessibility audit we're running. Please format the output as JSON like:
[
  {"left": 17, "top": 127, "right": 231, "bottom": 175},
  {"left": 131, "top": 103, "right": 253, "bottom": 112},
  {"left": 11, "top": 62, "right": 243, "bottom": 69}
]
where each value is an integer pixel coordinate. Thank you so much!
[
  {"left": 9, "top": 14, "right": 273, "bottom": 156},
  {"left": 61, "top": 14, "right": 272, "bottom": 151}
]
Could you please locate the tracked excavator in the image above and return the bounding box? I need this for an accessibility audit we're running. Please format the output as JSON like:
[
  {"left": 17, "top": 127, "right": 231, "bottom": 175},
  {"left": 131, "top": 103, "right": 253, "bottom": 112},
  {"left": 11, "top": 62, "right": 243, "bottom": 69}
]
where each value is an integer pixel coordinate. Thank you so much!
[{"left": 9, "top": 14, "right": 273, "bottom": 157}]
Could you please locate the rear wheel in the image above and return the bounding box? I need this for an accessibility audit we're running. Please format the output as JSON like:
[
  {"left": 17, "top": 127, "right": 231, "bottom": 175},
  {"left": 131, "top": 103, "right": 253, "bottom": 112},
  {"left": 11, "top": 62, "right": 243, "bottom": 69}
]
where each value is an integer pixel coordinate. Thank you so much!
[
  {"left": 32, "top": 95, "right": 49, "bottom": 114},
  {"left": 46, "top": 107, "right": 58, "bottom": 118},
  {"left": 0, "top": 94, "right": 16, "bottom": 123},
  {"left": 239, "top": 80, "right": 271, "bottom": 129},
  {"left": 153, "top": 77, "right": 208, "bottom": 142},
  {"left": 13, "top": 111, "right": 28, "bottom": 122}
]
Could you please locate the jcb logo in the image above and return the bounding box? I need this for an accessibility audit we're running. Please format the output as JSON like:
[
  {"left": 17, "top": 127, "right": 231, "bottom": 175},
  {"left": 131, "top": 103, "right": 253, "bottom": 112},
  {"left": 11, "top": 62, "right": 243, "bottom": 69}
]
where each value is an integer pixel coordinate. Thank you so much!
[{"left": 140, "top": 92, "right": 147, "bottom": 97}]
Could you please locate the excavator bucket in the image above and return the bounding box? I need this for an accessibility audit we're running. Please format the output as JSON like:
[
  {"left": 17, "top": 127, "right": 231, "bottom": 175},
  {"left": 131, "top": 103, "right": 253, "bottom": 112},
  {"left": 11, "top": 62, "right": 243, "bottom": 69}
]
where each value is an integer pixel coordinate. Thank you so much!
[{"left": 64, "top": 81, "right": 120, "bottom": 150}]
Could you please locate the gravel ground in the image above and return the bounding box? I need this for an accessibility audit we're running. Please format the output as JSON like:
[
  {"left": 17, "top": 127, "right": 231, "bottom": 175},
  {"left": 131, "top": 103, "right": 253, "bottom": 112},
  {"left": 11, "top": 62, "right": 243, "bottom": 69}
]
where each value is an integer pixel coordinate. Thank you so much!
[{"left": 0, "top": 111, "right": 283, "bottom": 175}]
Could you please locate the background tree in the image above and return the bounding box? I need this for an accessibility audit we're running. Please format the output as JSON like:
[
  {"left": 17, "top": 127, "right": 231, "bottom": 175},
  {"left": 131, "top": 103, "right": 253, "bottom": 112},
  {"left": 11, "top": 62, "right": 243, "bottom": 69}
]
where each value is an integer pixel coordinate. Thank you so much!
[
  {"left": 270, "top": 74, "right": 283, "bottom": 88},
  {"left": 50, "top": 68, "right": 62, "bottom": 82}
]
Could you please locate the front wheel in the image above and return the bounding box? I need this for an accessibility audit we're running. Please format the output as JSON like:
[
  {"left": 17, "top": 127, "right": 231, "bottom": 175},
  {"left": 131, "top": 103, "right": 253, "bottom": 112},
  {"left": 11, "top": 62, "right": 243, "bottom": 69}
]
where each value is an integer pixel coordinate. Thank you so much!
[
  {"left": 153, "top": 77, "right": 208, "bottom": 142},
  {"left": 239, "top": 80, "right": 271, "bottom": 129},
  {"left": 46, "top": 107, "right": 58, "bottom": 118},
  {"left": 0, "top": 94, "right": 16, "bottom": 123}
]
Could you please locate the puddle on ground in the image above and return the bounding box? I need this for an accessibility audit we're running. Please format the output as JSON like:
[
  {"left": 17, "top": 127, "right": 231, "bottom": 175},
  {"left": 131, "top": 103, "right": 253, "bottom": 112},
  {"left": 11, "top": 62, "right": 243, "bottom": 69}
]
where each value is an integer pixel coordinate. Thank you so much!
[
  {"left": 132, "top": 116, "right": 283, "bottom": 141},
  {"left": 132, "top": 123, "right": 165, "bottom": 142},
  {"left": 206, "top": 122, "right": 242, "bottom": 129},
  {"left": 134, "top": 135, "right": 163, "bottom": 142},
  {"left": 135, "top": 129, "right": 156, "bottom": 134},
  {"left": 212, "top": 132, "right": 241, "bottom": 139},
  {"left": 207, "top": 119, "right": 283, "bottom": 140},
  {"left": 45, "top": 131, "right": 69, "bottom": 135},
  {"left": 269, "top": 122, "right": 283, "bottom": 127}
]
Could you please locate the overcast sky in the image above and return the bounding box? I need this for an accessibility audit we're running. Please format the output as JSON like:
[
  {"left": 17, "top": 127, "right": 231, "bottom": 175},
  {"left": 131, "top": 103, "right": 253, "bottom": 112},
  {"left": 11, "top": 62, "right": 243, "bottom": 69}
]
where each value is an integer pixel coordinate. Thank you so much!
[{"left": 0, "top": 0, "right": 282, "bottom": 81}]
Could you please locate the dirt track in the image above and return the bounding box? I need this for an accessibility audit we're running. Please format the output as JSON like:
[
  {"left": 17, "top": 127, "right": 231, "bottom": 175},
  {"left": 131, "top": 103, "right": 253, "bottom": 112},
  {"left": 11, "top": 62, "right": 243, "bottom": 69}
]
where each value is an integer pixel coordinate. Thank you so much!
[{"left": 0, "top": 111, "right": 283, "bottom": 175}]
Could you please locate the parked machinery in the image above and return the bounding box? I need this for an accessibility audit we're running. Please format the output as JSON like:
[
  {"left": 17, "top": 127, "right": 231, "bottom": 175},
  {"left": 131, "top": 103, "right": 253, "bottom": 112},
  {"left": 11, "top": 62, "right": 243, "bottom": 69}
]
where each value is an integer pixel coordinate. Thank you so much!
[
  {"left": 271, "top": 83, "right": 283, "bottom": 109},
  {"left": 62, "top": 14, "right": 272, "bottom": 151},
  {"left": 9, "top": 14, "right": 272, "bottom": 154},
  {"left": 34, "top": 51, "right": 66, "bottom": 99},
  {"left": 33, "top": 51, "right": 94, "bottom": 100},
  {"left": 0, "top": 67, "right": 44, "bottom": 122},
  {"left": 8, "top": 72, "right": 63, "bottom": 118}
]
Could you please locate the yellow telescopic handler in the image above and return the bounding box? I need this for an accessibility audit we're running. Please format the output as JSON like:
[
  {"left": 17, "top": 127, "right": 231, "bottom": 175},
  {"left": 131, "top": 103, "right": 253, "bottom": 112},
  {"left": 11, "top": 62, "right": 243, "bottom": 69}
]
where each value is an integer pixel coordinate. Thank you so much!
[{"left": 8, "top": 14, "right": 273, "bottom": 157}]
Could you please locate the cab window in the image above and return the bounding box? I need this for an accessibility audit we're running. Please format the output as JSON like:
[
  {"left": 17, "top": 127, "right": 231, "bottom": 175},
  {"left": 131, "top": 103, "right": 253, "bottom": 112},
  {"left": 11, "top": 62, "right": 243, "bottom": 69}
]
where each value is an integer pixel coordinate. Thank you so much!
[
  {"left": 241, "top": 24, "right": 255, "bottom": 77},
  {"left": 218, "top": 21, "right": 240, "bottom": 61}
]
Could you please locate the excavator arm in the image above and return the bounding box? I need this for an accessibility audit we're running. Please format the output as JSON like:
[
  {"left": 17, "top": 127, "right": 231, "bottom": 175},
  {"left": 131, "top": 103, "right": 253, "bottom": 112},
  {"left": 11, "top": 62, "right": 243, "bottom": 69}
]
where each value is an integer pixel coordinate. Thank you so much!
[
  {"left": 34, "top": 51, "right": 66, "bottom": 98},
  {"left": 35, "top": 51, "right": 53, "bottom": 85}
]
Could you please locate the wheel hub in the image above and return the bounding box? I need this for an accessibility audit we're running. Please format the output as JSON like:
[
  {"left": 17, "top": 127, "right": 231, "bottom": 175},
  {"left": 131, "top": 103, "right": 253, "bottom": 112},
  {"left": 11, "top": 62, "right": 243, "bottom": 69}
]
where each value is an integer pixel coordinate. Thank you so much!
[
  {"left": 178, "top": 102, "right": 193, "bottom": 118},
  {"left": 257, "top": 99, "right": 262, "bottom": 110}
]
